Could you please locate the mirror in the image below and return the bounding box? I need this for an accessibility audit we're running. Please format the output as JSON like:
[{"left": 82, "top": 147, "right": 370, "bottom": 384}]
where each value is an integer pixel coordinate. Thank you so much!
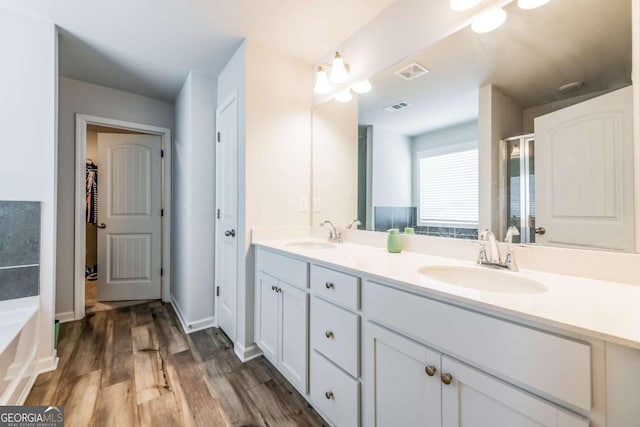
[{"left": 313, "top": 0, "right": 635, "bottom": 252}]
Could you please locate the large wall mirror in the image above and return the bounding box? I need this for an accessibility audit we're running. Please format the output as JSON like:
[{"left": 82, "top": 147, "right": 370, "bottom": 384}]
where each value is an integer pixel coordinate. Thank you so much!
[{"left": 312, "top": 0, "right": 636, "bottom": 253}]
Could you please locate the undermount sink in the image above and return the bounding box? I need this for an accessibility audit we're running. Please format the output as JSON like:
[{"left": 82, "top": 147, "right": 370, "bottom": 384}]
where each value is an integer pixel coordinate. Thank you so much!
[
  {"left": 286, "top": 241, "right": 336, "bottom": 250},
  {"left": 418, "top": 266, "right": 547, "bottom": 294}
]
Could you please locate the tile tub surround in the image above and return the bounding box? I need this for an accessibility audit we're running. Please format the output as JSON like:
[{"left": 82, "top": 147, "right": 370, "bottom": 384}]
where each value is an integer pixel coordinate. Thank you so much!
[
  {"left": 373, "top": 206, "right": 416, "bottom": 232},
  {"left": 0, "top": 201, "right": 41, "bottom": 301},
  {"left": 251, "top": 232, "right": 640, "bottom": 350}
]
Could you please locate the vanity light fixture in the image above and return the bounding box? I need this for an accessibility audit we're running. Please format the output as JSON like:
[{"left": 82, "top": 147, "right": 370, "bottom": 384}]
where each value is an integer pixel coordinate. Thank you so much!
[
  {"left": 329, "top": 52, "right": 350, "bottom": 83},
  {"left": 351, "top": 79, "right": 372, "bottom": 94},
  {"left": 450, "top": 0, "right": 483, "bottom": 11},
  {"left": 313, "top": 66, "right": 333, "bottom": 94},
  {"left": 517, "top": 0, "right": 552, "bottom": 9},
  {"left": 471, "top": 8, "right": 507, "bottom": 33},
  {"left": 333, "top": 89, "right": 353, "bottom": 103}
]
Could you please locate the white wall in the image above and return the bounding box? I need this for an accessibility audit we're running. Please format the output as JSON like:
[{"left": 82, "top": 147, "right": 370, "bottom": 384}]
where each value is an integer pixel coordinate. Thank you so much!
[
  {"left": 171, "top": 70, "right": 217, "bottom": 330},
  {"left": 312, "top": 100, "right": 359, "bottom": 227},
  {"left": 478, "top": 85, "right": 523, "bottom": 234},
  {"left": 56, "top": 77, "right": 174, "bottom": 318},
  {"left": 0, "top": 8, "right": 58, "bottom": 365},
  {"left": 371, "top": 126, "right": 412, "bottom": 208}
]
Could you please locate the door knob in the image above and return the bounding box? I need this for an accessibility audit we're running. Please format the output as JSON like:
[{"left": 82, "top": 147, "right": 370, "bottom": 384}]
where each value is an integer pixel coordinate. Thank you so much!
[
  {"left": 97, "top": 223, "right": 107, "bottom": 229},
  {"left": 535, "top": 227, "right": 546, "bottom": 235},
  {"left": 224, "top": 229, "right": 236, "bottom": 237},
  {"left": 425, "top": 365, "right": 436, "bottom": 377},
  {"left": 441, "top": 373, "right": 453, "bottom": 385}
]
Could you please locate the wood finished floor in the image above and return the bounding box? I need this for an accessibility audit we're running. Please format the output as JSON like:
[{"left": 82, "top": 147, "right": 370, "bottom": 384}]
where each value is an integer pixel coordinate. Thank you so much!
[{"left": 26, "top": 301, "right": 326, "bottom": 427}]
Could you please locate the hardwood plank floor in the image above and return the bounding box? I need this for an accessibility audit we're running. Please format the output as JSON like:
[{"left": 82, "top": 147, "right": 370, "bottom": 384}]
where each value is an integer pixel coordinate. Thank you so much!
[{"left": 26, "top": 302, "right": 326, "bottom": 427}]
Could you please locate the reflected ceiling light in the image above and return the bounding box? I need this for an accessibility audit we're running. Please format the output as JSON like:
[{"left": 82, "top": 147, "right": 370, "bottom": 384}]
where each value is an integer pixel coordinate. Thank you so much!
[
  {"left": 450, "top": 0, "right": 483, "bottom": 11},
  {"left": 333, "top": 89, "right": 353, "bottom": 103},
  {"left": 471, "top": 8, "right": 507, "bottom": 33},
  {"left": 313, "top": 66, "right": 333, "bottom": 94},
  {"left": 329, "top": 52, "right": 350, "bottom": 83},
  {"left": 351, "top": 80, "right": 372, "bottom": 94},
  {"left": 517, "top": 0, "right": 552, "bottom": 9}
]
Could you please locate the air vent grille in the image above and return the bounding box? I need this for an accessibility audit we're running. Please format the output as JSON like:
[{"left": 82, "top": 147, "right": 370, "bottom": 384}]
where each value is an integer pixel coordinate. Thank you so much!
[
  {"left": 395, "top": 62, "right": 430, "bottom": 81},
  {"left": 384, "top": 101, "right": 411, "bottom": 112}
]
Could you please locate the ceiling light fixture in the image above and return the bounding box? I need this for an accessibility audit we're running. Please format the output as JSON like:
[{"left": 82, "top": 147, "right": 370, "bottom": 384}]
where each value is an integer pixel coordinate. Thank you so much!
[
  {"left": 351, "top": 80, "right": 372, "bottom": 94},
  {"left": 450, "top": 0, "right": 483, "bottom": 11},
  {"left": 313, "top": 66, "right": 333, "bottom": 94},
  {"left": 471, "top": 8, "right": 507, "bottom": 33},
  {"left": 517, "top": 0, "right": 552, "bottom": 9},
  {"left": 333, "top": 89, "right": 353, "bottom": 103},
  {"left": 329, "top": 52, "right": 350, "bottom": 83}
]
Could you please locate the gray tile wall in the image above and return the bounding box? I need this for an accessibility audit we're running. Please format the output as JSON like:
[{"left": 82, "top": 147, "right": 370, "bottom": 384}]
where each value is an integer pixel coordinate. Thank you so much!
[{"left": 0, "top": 201, "right": 40, "bottom": 301}]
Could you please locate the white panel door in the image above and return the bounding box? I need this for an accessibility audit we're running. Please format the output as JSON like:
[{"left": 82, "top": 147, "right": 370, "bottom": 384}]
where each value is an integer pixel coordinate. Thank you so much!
[
  {"left": 97, "top": 133, "right": 162, "bottom": 301},
  {"left": 441, "top": 356, "right": 588, "bottom": 427},
  {"left": 365, "top": 323, "right": 442, "bottom": 427},
  {"left": 535, "top": 86, "right": 634, "bottom": 251},
  {"left": 216, "top": 93, "right": 239, "bottom": 340},
  {"left": 279, "top": 281, "right": 308, "bottom": 394},
  {"left": 255, "top": 272, "right": 279, "bottom": 365}
]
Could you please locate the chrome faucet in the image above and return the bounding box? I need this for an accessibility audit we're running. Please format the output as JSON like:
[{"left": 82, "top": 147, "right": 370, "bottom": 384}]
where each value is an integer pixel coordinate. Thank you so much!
[
  {"left": 477, "top": 229, "right": 518, "bottom": 271},
  {"left": 321, "top": 220, "right": 342, "bottom": 243},
  {"left": 347, "top": 219, "right": 362, "bottom": 230}
]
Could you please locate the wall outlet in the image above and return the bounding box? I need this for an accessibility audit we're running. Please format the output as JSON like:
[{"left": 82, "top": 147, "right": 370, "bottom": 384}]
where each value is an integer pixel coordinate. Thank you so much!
[
  {"left": 298, "top": 196, "right": 310, "bottom": 213},
  {"left": 313, "top": 197, "right": 322, "bottom": 213}
]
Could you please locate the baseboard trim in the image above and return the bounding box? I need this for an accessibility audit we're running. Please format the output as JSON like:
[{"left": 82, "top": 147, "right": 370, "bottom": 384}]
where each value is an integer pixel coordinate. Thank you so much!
[
  {"left": 13, "top": 352, "right": 58, "bottom": 406},
  {"left": 234, "top": 342, "right": 262, "bottom": 362},
  {"left": 55, "top": 311, "right": 75, "bottom": 323},
  {"left": 170, "top": 295, "right": 216, "bottom": 334}
]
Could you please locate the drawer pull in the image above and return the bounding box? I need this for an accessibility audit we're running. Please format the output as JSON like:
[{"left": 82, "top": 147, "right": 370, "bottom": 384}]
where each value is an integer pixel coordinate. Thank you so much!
[
  {"left": 441, "top": 373, "right": 453, "bottom": 385},
  {"left": 425, "top": 365, "right": 436, "bottom": 377},
  {"left": 325, "top": 391, "right": 334, "bottom": 400},
  {"left": 325, "top": 330, "right": 334, "bottom": 339},
  {"left": 325, "top": 282, "right": 335, "bottom": 289}
]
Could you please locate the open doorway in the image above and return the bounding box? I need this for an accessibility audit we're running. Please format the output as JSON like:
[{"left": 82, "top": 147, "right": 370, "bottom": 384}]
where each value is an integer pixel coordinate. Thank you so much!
[{"left": 74, "top": 115, "right": 172, "bottom": 320}]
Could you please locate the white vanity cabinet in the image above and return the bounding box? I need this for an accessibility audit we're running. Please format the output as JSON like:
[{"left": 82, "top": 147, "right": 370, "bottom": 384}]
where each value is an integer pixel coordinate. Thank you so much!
[{"left": 254, "top": 249, "right": 309, "bottom": 393}]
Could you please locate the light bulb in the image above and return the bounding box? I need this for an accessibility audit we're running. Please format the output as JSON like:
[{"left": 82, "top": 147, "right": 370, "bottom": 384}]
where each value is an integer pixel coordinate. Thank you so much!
[
  {"left": 471, "top": 8, "right": 507, "bottom": 33},
  {"left": 351, "top": 80, "right": 372, "bottom": 94},
  {"left": 329, "top": 52, "right": 349, "bottom": 83},
  {"left": 450, "top": 0, "right": 483, "bottom": 11},
  {"left": 313, "top": 67, "right": 333, "bottom": 94},
  {"left": 333, "top": 89, "right": 353, "bottom": 103},
  {"left": 517, "top": 0, "right": 552, "bottom": 9}
]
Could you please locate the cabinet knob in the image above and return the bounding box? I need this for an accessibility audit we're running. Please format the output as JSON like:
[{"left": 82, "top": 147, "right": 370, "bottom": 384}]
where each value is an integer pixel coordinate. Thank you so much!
[
  {"left": 325, "top": 391, "right": 334, "bottom": 400},
  {"left": 325, "top": 282, "right": 335, "bottom": 289},
  {"left": 276, "top": 287, "right": 282, "bottom": 293},
  {"left": 271, "top": 286, "right": 275, "bottom": 291},
  {"left": 441, "top": 373, "right": 453, "bottom": 385},
  {"left": 325, "top": 331, "right": 334, "bottom": 339},
  {"left": 425, "top": 365, "right": 436, "bottom": 377}
]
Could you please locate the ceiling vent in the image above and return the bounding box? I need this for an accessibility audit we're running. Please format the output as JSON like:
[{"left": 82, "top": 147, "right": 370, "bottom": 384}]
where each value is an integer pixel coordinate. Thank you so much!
[
  {"left": 395, "top": 62, "right": 430, "bottom": 81},
  {"left": 384, "top": 101, "right": 411, "bottom": 112}
]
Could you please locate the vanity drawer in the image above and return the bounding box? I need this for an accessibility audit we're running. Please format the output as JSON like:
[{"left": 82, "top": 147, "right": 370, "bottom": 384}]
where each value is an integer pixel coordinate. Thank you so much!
[
  {"left": 310, "top": 264, "right": 359, "bottom": 310},
  {"left": 256, "top": 248, "right": 308, "bottom": 288},
  {"left": 364, "top": 281, "right": 592, "bottom": 411},
  {"left": 311, "top": 297, "right": 360, "bottom": 377},
  {"left": 310, "top": 350, "right": 360, "bottom": 427}
]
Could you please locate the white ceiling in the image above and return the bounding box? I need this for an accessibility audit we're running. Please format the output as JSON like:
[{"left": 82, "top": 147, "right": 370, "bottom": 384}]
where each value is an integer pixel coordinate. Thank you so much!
[
  {"left": 358, "top": 0, "right": 632, "bottom": 137},
  {"left": 2, "top": 0, "right": 396, "bottom": 101}
]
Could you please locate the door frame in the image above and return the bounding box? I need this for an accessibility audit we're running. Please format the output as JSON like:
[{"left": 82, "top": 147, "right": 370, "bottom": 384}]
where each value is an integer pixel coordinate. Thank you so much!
[
  {"left": 73, "top": 113, "right": 172, "bottom": 320},
  {"left": 214, "top": 90, "right": 239, "bottom": 336}
]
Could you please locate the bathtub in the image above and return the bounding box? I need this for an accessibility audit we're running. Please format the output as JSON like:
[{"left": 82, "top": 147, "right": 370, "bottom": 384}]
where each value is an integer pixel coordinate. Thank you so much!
[{"left": 0, "top": 296, "right": 39, "bottom": 405}]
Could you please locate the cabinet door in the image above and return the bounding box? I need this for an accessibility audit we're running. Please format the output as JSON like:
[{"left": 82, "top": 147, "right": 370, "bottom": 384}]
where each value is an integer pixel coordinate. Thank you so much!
[
  {"left": 441, "top": 356, "right": 588, "bottom": 427},
  {"left": 256, "top": 272, "right": 280, "bottom": 364},
  {"left": 279, "top": 281, "right": 308, "bottom": 393},
  {"left": 365, "top": 323, "right": 442, "bottom": 427}
]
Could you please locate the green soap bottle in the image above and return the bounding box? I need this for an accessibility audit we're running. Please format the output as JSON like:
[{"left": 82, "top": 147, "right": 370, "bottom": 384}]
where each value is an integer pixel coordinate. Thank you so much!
[{"left": 387, "top": 228, "right": 403, "bottom": 253}]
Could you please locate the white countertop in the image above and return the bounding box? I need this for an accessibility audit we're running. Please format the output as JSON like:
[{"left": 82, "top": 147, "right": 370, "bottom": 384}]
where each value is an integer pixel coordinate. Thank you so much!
[{"left": 253, "top": 237, "right": 640, "bottom": 350}]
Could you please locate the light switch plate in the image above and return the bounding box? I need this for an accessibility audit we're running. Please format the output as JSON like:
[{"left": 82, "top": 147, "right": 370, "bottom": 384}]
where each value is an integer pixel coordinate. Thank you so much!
[
  {"left": 313, "top": 197, "right": 322, "bottom": 213},
  {"left": 298, "top": 196, "right": 310, "bottom": 213}
]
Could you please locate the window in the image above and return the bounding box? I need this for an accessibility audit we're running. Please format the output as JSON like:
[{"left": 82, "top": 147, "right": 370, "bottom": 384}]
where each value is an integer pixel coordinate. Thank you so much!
[{"left": 418, "top": 144, "right": 478, "bottom": 227}]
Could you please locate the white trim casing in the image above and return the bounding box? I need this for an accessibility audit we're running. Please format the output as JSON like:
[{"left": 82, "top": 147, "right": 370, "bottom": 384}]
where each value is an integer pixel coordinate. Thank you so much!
[
  {"left": 55, "top": 311, "right": 75, "bottom": 323},
  {"left": 74, "top": 114, "right": 172, "bottom": 320},
  {"left": 234, "top": 342, "right": 262, "bottom": 363},
  {"left": 170, "top": 295, "right": 216, "bottom": 334}
]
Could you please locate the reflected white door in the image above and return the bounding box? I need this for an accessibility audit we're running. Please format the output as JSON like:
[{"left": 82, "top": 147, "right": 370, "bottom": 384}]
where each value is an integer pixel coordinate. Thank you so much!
[
  {"left": 97, "top": 133, "right": 162, "bottom": 301},
  {"left": 535, "top": 86, "right": 634, "bottom": 252},
  {"left": 216, "top": 93, "right": 239, "bottom": 341}
]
